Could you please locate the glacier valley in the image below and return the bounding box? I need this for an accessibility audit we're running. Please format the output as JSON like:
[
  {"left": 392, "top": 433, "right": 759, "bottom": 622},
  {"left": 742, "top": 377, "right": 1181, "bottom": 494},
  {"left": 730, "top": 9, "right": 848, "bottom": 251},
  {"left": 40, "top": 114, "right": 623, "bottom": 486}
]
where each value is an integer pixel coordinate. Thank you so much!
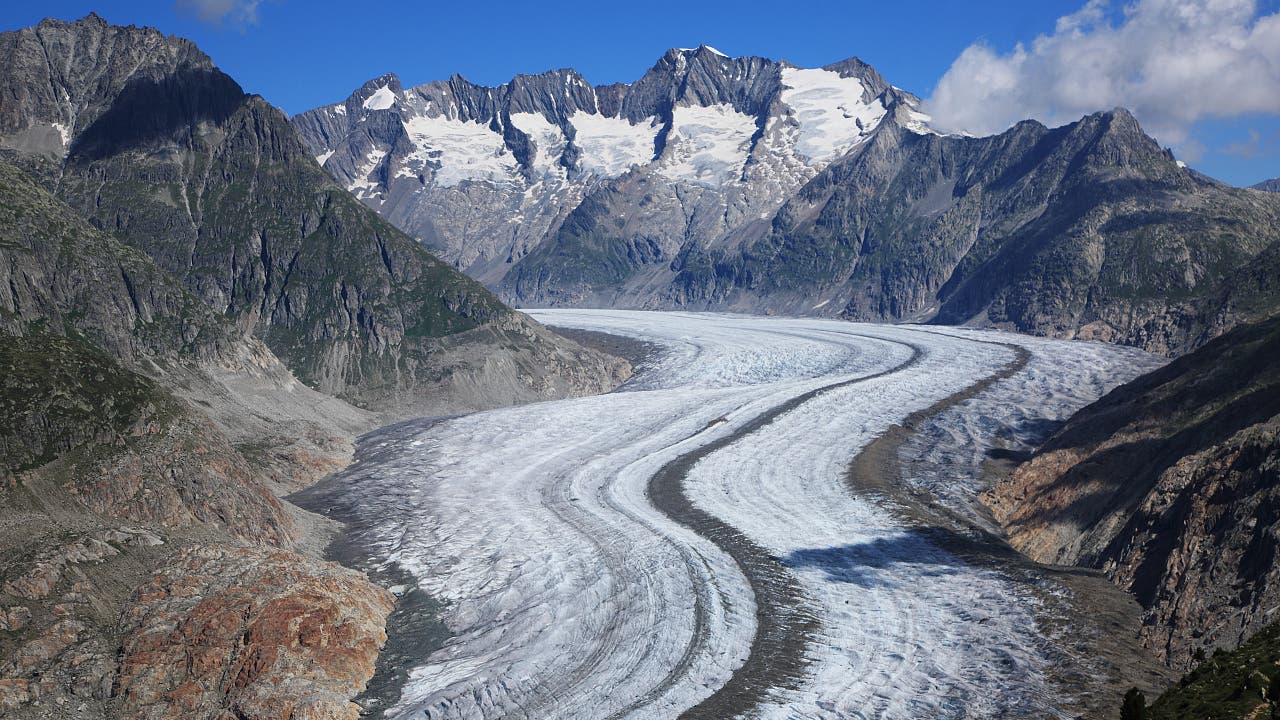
[{"left": 306, "top": 311, "right": 1164, "bottom": 719}]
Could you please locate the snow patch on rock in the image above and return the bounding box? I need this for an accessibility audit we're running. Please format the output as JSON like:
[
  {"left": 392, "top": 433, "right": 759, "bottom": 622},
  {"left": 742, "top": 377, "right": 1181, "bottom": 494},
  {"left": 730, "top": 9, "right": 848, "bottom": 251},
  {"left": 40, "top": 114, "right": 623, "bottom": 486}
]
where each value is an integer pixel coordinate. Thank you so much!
[
  {"left": 362, "top": 86, "right": 396, "bottom": 111},
  {"left": 510, "top": 112, "right": 569, "bottom": 181},
  {"left": 566, "top": 111, "right": 658, "bottom": 177},
  {"left": 780, "top": 67, "right": 887, "bottom": 163},
  {"left": 659, "top": 104, "right": 758, "bottom": 186},
  {"left": 399, "top": 115, "right": 519, "bottom": 188}
]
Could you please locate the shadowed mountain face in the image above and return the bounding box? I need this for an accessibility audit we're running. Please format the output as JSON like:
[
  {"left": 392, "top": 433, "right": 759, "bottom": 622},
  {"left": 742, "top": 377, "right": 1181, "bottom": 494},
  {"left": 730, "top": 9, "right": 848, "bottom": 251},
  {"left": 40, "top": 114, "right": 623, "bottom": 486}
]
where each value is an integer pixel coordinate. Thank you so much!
[
  {"left": 1253, "top": 178, "right": 1280, "bottom": 192},
  {"left": 301, "top": 54, "right": 1280, "bottom": 356},
  {"left": 985, "top": 315, "right": 1280, "bottom": 669},
  {"left": 0, "top": 13, "right": 626, "bottom": 415}
]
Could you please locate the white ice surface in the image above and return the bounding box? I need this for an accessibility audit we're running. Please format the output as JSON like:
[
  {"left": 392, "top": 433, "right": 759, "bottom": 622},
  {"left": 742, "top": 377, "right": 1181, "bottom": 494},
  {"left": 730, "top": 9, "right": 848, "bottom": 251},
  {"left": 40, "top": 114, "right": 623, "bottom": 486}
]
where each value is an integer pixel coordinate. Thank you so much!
[
  {"left": 780, "top": 68, "right": 887, "bottom": 163},
  {"left": 399, "top": 115, "right": 519, "bottom": 188},
  {"left": 658, "top": 104, "right": 759, "bottom": 186},
  {"left": 566, "top": 111, "right": 659, "bottom": 177},
  {"left": 324, "top": 311, "right": 1157, "bottom": 719},
  {"left": 509, "top": 112, "right": 570, "bottom": 181},
  {"left": 364, "top": 85, "right": 397, "bottom": 110}
]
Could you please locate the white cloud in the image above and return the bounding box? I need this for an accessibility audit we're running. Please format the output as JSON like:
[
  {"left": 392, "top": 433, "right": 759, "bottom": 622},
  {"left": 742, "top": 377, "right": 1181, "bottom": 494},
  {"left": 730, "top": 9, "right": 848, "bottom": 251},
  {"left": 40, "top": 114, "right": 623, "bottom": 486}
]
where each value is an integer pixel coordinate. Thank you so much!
[
  {"left": 925, "top": 0, "right": 1280, "bottom": 151},
  {"left": 175, "top": 0, "right": 261, "bottom": 26}
]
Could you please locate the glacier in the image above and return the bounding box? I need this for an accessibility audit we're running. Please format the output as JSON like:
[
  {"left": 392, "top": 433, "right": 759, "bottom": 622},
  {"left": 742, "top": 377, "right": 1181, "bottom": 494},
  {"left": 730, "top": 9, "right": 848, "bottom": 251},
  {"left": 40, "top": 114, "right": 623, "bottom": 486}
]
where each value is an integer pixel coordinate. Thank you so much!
[{"left": 311, "top": 311, "right": 1162, "bottom": 719}]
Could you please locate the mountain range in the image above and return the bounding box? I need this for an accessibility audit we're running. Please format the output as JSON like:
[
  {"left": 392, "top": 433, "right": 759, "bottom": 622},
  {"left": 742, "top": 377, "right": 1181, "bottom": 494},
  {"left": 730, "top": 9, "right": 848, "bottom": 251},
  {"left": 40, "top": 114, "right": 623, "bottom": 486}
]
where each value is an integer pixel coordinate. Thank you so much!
[
  {"left": 0, "top": 11, "right": 1278, "bottom": 720},
  {"left": 297, "top": 51, "right": 1280, "bottom": 357}
]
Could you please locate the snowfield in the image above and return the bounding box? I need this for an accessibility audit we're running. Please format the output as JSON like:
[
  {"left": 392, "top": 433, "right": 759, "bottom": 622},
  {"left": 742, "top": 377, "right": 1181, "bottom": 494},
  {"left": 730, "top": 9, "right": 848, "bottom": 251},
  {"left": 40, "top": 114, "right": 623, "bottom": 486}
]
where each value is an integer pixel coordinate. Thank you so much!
[{"left": 316, "top": 310, "right": 1160, "bottom": 719}]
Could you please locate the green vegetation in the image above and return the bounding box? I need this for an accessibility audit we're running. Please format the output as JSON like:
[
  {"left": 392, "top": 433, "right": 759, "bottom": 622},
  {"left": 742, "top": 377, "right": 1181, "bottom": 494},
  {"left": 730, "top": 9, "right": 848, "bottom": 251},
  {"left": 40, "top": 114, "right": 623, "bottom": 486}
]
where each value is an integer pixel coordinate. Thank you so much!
[
  {"left": 0, "top": 331, "right": 171, "bottom": 471},
  {"left": 1146, "top": 623, "right": 1280, "bottom": 720}
]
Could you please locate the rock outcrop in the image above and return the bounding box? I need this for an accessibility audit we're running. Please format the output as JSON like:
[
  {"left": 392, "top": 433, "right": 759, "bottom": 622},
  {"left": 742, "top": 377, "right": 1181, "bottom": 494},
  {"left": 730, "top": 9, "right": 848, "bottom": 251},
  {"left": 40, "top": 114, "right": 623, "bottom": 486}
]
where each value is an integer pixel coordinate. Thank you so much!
[
  {"left": 117, "top": 545, "right": 393, "bottom": 720},
  {"left": 983, "top": 315, "right": 1280, "bottom": 669}
]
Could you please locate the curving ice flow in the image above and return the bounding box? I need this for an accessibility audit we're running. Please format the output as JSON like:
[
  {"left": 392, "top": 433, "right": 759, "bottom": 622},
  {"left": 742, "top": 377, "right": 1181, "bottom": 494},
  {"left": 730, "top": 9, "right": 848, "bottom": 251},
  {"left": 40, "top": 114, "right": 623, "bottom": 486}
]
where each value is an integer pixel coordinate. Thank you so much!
[{"left": 317, "top": 310, "right": 1161, "bottom": 719}]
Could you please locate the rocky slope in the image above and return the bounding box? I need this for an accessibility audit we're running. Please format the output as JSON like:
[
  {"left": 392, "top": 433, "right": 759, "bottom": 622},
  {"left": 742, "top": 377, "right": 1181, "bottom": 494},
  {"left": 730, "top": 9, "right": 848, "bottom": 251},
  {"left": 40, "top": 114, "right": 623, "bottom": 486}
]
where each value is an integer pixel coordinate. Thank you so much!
[
  {"left": 117, "top": 545, "right": 393, "bottom": 720},
  {"left": 300, "top": 54, "right": 1280, "bottom": 356},
  {"left": 983, "top": 315, "right": 1280, "bottom": 670},
  {"left": 1253, "top": 178, "right": 1280, "bottom": 192},
  {"left": 0, "top": 153, "right": 390, "bottom": 717},
  {"left": 0, "top": 333, "right": 392, "bottom": 719},
  {"left": 1144, "top": 621, "right": 1280, "bottom": 719},
  {"left": 0, "top": 13, "right": 626, "bottom": 415}
]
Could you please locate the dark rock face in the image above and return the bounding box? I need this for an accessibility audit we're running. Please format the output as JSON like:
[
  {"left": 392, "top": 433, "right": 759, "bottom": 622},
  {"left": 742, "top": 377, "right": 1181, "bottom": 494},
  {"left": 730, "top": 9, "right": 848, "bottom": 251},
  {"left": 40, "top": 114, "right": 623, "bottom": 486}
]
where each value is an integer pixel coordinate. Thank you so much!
[
  {"left": 0, "top": 14, "right": 625, "bottom": 414},
  {"left": 984, "top": 316, "right": 1280, "bottom": 669},
  {"left": 1252, "top": 178, "right": 1280, "bottom": 192}
]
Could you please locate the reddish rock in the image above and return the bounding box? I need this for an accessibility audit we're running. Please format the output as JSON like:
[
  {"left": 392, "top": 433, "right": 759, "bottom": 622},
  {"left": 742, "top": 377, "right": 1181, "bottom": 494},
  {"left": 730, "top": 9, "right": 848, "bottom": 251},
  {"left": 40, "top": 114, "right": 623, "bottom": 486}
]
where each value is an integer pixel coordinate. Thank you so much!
[
  {"left": 0, "top": 606, "right": 31, "bottom": 631},
  {"left": 118, "top": 545, "right": 393, "bottom": 720}
]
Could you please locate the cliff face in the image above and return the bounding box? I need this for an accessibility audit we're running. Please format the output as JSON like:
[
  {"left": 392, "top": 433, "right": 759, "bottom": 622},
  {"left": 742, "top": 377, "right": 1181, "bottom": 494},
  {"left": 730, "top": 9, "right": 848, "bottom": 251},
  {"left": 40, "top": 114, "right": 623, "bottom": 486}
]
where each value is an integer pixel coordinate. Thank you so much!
[
  {"left": 984, "top": 316, "right": 1280, "bottom": 668},
  {"left": 0, "top": 14, "right": 626, "bottom": 415}
]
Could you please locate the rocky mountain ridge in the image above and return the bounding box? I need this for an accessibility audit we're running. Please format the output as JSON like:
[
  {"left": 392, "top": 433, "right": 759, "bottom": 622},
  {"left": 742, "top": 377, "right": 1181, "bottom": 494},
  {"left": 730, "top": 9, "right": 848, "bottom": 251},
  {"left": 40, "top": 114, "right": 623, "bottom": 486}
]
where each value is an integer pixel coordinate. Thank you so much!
[
  {"left": 293, "top": 47, "right": 932, "bottom": 288},
  {"left": 301, "top": 54, "right": 1280, "bottom": 357}
]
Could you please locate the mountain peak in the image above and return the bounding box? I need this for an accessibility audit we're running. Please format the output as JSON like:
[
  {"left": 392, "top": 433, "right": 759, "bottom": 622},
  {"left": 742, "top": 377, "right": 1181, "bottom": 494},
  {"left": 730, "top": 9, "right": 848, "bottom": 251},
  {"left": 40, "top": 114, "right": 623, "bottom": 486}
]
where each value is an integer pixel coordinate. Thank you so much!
[{"left": 76, "top": 11, "right": 109, "bottom": 26}]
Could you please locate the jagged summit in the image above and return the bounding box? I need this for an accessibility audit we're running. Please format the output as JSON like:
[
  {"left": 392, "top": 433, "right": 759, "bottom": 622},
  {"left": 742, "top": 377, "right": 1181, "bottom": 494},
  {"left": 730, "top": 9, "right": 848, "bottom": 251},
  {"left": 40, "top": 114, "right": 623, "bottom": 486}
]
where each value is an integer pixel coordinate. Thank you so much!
[
  {"left": 292, "top": 47, "right": 1280, "bottom": 356},
  {"left": 293, "top": 48, "right": 933, "bottom": 284}
]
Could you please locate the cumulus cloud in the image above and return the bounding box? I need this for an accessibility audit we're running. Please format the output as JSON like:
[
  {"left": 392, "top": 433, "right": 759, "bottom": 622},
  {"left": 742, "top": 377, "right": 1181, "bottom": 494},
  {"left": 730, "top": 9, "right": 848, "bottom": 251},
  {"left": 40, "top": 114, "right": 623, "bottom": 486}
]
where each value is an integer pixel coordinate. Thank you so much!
[
  {"left": 925, "top": 0, "right": 1280, "bottom": 150},
  {"left": 175, "top": 0, "right": 261, "bottom": 27}
]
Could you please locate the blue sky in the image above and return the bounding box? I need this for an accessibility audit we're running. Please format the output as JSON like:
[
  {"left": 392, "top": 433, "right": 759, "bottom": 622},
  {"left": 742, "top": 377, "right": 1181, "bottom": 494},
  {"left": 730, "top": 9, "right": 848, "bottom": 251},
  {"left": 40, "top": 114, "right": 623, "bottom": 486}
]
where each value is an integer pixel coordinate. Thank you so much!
[{"left": 2, "top": 0, "right": 1277, "bottom": 186}]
